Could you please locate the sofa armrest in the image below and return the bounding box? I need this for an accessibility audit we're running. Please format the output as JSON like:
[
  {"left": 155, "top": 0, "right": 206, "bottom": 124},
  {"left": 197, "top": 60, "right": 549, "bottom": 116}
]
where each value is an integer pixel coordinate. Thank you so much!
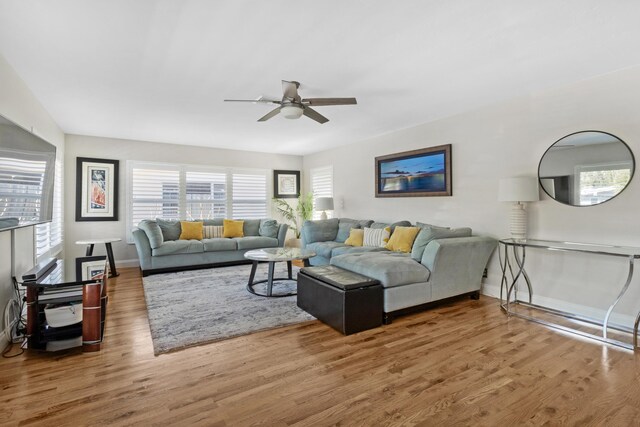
[
  {"left": 277, "top": 223, "right": 288, "bottom": 247},
  {"left": 132, "top": 229, "right": 153, "bottom": 272},
  {"left": 421, "top": 236, "right": 497, "bottom": 300}
]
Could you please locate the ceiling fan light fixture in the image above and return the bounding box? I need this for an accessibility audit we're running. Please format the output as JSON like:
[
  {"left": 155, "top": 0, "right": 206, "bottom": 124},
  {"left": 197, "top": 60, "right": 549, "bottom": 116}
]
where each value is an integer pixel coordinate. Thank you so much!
[{"left": 280, "top": 105, "right": 304, "bottom": 119}]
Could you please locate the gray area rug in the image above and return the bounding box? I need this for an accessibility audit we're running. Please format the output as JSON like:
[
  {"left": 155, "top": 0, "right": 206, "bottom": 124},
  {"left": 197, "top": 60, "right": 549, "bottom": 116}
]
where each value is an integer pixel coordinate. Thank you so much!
[{"left": 142, "top": 263, "right": 315, "bottom": 355}]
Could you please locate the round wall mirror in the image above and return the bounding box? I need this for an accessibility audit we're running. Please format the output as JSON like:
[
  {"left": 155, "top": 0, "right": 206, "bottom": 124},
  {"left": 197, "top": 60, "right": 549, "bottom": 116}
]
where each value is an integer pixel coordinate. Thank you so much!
[{"left": 538, "top": 131, "right": 635, "bottom": 207}]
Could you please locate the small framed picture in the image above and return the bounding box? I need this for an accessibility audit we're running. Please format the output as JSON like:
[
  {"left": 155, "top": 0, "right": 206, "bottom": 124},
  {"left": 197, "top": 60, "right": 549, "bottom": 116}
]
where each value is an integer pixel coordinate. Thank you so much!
[
  {"left": 75, "top": 256, "right": 107, "bottom": 282},
  {"left": 76, "top": 157, "right": 119, "bottom": 221},
  {"left": 273, "top": 170, "right": 300, "bottom": 198}
]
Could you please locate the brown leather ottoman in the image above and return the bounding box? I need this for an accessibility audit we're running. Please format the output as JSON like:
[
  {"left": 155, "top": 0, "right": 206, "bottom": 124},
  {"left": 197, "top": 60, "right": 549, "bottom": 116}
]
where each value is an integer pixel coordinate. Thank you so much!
[{"left": 297, "top": 265, "right": 383, "bottom": 335}]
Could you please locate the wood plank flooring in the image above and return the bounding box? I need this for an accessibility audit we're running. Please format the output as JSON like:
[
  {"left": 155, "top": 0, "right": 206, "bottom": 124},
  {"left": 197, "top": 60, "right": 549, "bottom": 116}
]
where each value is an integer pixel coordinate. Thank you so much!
[{"left": 1, "top": 267, "right": 639, "bottom": 426}]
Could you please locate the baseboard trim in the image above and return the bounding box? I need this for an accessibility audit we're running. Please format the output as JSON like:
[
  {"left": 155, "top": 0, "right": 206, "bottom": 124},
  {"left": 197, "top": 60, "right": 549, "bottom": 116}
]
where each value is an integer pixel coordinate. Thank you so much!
[{"left": 0, "top": 332, "right": 8, "bottom": 353}]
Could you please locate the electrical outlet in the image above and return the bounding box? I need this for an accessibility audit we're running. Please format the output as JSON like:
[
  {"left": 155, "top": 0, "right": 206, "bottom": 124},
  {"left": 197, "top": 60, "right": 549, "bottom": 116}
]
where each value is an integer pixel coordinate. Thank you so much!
[{"left": 482, "top": 268, "right": 488, "bottom": 278}]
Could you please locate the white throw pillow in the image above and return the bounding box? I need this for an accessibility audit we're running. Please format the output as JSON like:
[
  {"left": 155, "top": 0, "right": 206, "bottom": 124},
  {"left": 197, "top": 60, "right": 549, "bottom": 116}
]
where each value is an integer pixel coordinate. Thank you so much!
[
  {"left": 203, "top": 225, "right": 224, "bottom": 239},
  {"left": 363, "top": 227, "right": 391, "bottom": 247}
]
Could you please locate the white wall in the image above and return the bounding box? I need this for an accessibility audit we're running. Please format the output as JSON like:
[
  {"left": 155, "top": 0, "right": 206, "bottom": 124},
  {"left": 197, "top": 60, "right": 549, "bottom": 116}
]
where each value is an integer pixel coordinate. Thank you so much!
[
  {"left": 64, "top": 135, "right": 303, "bottom": 264},
  {"left": 0, "top": 54, "right": 64, "bottom": 345},
  {"left": 303, "top": 66, "right": 640, "bottom": 325}
]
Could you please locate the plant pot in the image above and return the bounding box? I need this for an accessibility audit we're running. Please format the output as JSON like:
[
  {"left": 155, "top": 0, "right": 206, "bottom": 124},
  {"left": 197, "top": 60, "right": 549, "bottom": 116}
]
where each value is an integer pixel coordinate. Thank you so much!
[{"left": 285, "top": 238, "right": 302, "bottom": 248}]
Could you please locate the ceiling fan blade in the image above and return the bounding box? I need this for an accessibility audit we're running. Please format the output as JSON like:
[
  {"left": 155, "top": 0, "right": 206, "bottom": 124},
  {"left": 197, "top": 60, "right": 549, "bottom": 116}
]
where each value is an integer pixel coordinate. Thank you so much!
[
  {"left": 224, "top": 98, "right": 280, "bottom": 104},
  {"left": 303, "top": 106, "right": 329, "bottom": 124},
  {"left": 257, "top": 107, "right": 281, "bottom": 122},
  {"left": 302, "top": 97, "right": 357, "bottom": 106},
  {"left": 282, "top": 80, "right": 300, "bottom": 100}
]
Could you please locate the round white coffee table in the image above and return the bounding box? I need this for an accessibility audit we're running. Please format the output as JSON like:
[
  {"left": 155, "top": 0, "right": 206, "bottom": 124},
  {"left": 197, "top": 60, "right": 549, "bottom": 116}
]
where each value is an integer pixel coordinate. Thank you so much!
[
  {"left": 244, "top": 247, "right": 316, "bottom": 297},
  {"left": 75, "top": 237, "right": 122, "bottom": 277}
]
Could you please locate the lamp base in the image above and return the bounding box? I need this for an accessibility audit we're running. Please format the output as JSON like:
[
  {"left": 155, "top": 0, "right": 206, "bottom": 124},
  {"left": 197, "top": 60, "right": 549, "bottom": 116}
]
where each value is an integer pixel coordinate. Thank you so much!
[
  {"left": 320, "top": 211, "right": 328, "bottom": 220},
  {"left": 509, "top": 202, "right": 527, "bottom": 240}
]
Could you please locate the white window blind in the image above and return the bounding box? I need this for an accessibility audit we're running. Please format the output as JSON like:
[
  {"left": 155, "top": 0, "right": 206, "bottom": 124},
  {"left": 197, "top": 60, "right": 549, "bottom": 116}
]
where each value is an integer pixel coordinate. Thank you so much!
[
  {"left": 310, "top": 166, "right": 334, "bottom": 219},
  {"left": 0, "top": 156, "right": 46, "bottom": 221},
  {"left": 36, "top": 157, "right": 63, "bottom": 259},
  {"left": 186, "top": 170, "right": 227, "bottom": 219},
  {"left": 128, "top": 162, "right": 269, "bottom": 242},
  {"left": 232, "top": 172, "right": 267, "bottom": 219}
]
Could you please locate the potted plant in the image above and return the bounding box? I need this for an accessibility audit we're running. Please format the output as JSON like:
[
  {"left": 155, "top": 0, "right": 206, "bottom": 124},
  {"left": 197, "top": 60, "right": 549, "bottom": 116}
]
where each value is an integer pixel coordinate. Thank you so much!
[{"left": 273, "top": 193, "right": 313, "bottom": 247}]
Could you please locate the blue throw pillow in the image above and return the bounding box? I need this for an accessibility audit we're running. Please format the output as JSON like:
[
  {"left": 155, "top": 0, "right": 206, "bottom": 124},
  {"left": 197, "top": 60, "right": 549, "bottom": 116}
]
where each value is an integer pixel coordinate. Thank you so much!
[
  {"left": 156, "top": 218, "right": 181, "bottom": 241},
  {"left": 336, "top": 222, "right": 359, "bottom": 243},
  {"left": 259, "top": 219, "right": 279, "bottom": 238}
]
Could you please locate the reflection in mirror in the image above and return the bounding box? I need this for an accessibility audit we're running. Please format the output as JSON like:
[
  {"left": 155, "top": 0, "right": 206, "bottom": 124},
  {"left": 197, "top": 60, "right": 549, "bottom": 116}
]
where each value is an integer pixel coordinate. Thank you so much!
[{"left": 538, "top": 131, "right": 634, "bottom": 207}]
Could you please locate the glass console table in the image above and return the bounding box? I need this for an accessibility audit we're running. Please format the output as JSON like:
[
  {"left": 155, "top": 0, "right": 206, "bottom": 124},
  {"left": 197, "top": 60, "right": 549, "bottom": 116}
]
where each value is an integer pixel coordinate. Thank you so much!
[{"left": 499, "top": 238, "right": 640, "bottom": 351}]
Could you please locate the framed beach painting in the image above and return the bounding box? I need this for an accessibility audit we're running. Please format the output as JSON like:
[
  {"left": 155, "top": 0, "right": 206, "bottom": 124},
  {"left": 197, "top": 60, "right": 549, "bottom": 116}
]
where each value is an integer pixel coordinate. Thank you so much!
[
  {"left": 76, "top": 157, "right": 119, "bottom": 221},
  {"left": 273, "top": 170, "right": 300, "bottom": 198},
  {"left": 75, "top": 256, "right": 107, "bottom": 282},
  {"left": 375, "top": 144, "right": 452, "bottom": 197}
]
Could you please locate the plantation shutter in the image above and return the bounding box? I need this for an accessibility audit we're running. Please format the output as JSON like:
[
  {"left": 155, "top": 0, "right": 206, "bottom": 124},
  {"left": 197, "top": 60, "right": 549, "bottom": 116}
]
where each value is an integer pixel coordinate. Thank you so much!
[
  {"left": 0, "top": 156, "right": 46, "bottom": 222},
  {"left": 36, "top": 157, "right": 64, "bottom": 259},
  {"left": 310, "top": 166, "right": 333, "bottom": 219},
  {"left": 232, "top": 172, "right": 267, "bottom": 219},
  {"left": 130, "top": 165, "right": 180, "bottom": 234},
  {"left": 185, "top": 170, "right": 227, "bottom": 219}
]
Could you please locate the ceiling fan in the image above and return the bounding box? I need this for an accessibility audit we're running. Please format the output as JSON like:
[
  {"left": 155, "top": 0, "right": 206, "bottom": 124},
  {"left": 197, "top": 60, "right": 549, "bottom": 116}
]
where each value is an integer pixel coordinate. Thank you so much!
[{"left": 224, "top": 80, "right": 357, "bottom": 124}]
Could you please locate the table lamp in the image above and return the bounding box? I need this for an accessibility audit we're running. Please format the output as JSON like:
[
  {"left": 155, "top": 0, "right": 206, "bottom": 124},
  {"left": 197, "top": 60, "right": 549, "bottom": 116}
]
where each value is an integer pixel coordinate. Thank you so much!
[
  {"left": 498, "top": 177, "right": 539, "bottom": 240},
  {"left": 315, "top": 197, "right": 334, "bottom": 220}
]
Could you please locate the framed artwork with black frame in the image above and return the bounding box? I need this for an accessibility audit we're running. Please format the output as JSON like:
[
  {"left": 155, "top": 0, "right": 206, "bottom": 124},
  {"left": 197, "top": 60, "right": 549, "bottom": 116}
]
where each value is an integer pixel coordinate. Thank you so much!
[
  {"left": 75, "top": 256, "right": 107, "bottom": 282},
  {"left": 273, "top": 170, "right": 301, "bottom": 198},
  {"left": 375, "top": 144, "right": 452, "bottom": 197},
  {"left": 76, "top": 157, "right": 119, "bottom": 221}
]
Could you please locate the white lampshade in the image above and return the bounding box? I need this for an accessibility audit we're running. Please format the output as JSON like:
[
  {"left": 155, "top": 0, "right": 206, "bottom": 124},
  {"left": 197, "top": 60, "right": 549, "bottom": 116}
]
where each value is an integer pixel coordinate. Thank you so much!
[
  {"left": 498, "top": 177, "right": 540, "bottom": 202},
  {"left": 315, "top": 197, "right": 334, "bottom": 211},
  {"left": 280, "top": 105, "right": 304, "bottom": 119}
]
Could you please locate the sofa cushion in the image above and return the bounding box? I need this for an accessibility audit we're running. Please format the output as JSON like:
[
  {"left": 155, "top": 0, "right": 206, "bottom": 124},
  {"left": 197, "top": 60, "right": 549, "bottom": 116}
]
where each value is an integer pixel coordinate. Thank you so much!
[
  {"left": 259, "top": 219, "right": 279, "bottom": 238},
  {"left": 203, "top": 219, "right": 224, "bottom": 226},
  {"left": 156, "top": 218, "right": 181, "bottom": 241},
  {"left": 138, "top": 220, "right": 164, "bottom": 249},
  {"left": 234, "top": 236, "right": 279, "bottom": 250},
  {"left": 416, "top": 221, "right": 450, "bottom": 230},
  {"left": 203, "top": 238, "right": 237, "bottom": 252},
  {"left": 385, "top": 226, "right": 420, "bottom": 253},
  {"left": 152, "top": 240, "right": 204, "bottom": 256},
  {"left": 223, "top": 219, "right": 244, "bottom": 238},
  {"left": 306, "top": 241, "right": 347, "bottom": 259},
  {"left": 344, "top": 229, "right": 364, "bottom": 246},
  {"left": 331, "top": 246, "right": 387, "bottom": 257},
  {"left": 203, "top": 225, "right": 224, "bottom": 239},
  {"left": 339, "top": 218, "right": 374, "bottom": 229},
  {"left": 331, "top": 252, "right": 430, "bottom": 288},
  {"left": 371, "top": 220, "right": 412, "bottom": 233},
  {"left": 336, "top": 222, "right": 359, "bottom": 243},
  {"left": 180, "top": 221, "right": 204, "bottom": 240},
  {"left": 301, "top": 218, "right": 339, "bottom": 245},
  {"left": 243, "top": 219, "right": 261, "bottom": 236},
  {"left": 411, "top": 226, "right": 472, "bottom": 261}
]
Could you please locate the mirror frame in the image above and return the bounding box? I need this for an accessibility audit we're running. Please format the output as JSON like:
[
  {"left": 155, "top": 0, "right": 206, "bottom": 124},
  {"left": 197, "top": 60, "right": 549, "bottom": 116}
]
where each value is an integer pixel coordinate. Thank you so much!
[{"left": 538, "top": 130, "right": 635, "bottom": 207}]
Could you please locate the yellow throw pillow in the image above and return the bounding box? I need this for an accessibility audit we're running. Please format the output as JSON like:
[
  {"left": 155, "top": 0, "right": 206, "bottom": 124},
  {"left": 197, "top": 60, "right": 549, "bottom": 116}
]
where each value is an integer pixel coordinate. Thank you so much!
[
  {"left": 344, "top": 229, "right": 364, "bottom": 247},
  {"left": 179, "top": 221, "right": 203, "bottom": 240},
  {"left": 223, "top": 219, "right": 244, "bottom": 238},
  {"left": 385, "top": 226, "right": 420, "bottom": 253}
]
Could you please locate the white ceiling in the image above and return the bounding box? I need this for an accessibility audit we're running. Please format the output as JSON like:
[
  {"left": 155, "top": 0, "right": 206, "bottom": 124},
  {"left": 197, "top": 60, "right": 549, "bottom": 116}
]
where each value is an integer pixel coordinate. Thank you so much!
[{"left": 1, "top": 1, "right": 640, "bottom": 155}]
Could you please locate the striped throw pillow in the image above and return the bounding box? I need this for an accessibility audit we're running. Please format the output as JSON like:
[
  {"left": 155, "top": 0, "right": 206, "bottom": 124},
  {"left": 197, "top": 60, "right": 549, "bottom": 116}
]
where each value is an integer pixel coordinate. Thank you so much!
[
  {"left": 203, "top": 225, "right": 224, "bottom": 239},
  {"left": 363, "top": 227, "right": 391, "bottom": 247}
]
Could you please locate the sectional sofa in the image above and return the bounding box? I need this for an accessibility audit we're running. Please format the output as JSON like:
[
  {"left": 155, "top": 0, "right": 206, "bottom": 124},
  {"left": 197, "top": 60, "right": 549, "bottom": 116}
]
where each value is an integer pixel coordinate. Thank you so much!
[
  {"left": 133, "top": 218, "right": 288, "bottom": 276},
  {"left": 300, "top": 218, "right": 497, "bottom": 321}
]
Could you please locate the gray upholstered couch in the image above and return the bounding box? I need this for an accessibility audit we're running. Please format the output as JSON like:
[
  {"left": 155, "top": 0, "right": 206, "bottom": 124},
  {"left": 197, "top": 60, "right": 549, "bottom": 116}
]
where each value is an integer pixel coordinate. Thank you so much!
[
  {"left": 300, "top": 218, "right": 496, "bottom": 321},
  {"left": 133, "top": 218, "right": 288, "bottom": 276}
]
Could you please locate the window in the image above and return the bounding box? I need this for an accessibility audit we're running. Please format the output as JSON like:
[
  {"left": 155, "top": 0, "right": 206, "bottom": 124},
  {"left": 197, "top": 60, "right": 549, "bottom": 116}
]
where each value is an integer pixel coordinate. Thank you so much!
[
  {"left": 576, "top": 162, "right": 632, "bottom": 206},
  {"left": 310, "top": 166, "right": 333, "bottom": 219},
  {"left": 36, "top": 156, "right": 63, "bottom": 260},
  {"left": 127, "top": 162, "right": 269, "bottom": 242}
]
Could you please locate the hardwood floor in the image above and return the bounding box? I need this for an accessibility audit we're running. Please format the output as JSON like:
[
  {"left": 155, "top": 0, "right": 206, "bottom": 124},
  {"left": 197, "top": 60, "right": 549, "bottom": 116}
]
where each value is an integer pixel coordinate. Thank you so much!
[{"left": 1, "top": 267, "right": 639, "bottom": 426}]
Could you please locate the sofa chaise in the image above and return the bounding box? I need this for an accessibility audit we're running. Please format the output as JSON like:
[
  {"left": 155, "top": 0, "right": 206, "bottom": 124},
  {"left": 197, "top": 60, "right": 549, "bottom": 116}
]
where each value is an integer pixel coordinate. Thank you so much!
[
  {"left": 133, "top": 218, "right": 288, "bottom": 276},
  {"left": 300, "top": 218, "right": 497, "bottom": 322}
]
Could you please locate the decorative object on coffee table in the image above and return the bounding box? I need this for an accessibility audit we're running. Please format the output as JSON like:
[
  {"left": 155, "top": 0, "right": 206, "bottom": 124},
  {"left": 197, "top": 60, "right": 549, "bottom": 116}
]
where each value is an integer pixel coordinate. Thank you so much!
[
  {"left": 244, "top": 247, "right": 316, "bottom": 297},
  {"left": 75, "top": 157, "right": 119, "bottom": 221},
  {"left": 75, "top": 237, "right": 122, "bottom": 277}
]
